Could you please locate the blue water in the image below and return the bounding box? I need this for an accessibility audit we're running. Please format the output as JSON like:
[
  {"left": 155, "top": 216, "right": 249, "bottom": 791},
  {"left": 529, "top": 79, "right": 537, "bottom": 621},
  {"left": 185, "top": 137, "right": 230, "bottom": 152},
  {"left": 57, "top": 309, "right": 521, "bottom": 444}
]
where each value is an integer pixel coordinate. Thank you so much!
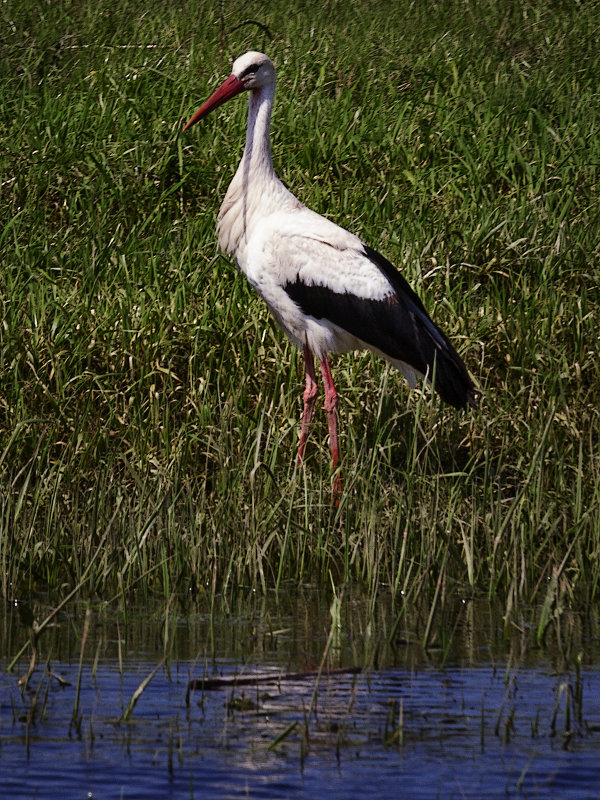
[{"left": 2, "top": 659, "right": 599, "bottom": 799}]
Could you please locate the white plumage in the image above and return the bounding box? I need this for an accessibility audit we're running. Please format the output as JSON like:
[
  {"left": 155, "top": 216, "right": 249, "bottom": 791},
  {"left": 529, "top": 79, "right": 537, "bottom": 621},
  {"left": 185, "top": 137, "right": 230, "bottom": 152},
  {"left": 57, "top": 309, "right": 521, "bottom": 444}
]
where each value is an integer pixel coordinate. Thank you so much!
[{"left": 184, "top": 51, "right": 475, "bottom": 491}]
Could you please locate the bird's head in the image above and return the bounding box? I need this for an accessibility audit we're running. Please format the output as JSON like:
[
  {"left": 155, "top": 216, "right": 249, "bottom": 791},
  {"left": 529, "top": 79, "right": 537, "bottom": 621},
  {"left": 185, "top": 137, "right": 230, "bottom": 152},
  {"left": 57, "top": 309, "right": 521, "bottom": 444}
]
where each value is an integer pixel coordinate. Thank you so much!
[{"left": 183, "top": 51, "right": 275, "bottom": 131}]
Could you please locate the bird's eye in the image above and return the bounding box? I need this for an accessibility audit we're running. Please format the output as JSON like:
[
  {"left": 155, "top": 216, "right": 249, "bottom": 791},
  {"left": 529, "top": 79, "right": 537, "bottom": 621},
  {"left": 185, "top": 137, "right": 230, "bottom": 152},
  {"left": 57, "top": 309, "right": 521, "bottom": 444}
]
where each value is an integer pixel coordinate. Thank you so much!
[{"left": 239, "top": 63, "right": 260, "bottom": 79}]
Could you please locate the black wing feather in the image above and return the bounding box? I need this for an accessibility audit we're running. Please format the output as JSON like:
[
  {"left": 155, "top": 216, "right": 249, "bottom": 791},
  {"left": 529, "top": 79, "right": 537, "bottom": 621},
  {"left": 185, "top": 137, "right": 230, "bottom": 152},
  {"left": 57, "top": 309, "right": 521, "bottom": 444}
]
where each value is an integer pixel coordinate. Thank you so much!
[{"left": 284, "top": 245, "right": 475, "bottom": 409}]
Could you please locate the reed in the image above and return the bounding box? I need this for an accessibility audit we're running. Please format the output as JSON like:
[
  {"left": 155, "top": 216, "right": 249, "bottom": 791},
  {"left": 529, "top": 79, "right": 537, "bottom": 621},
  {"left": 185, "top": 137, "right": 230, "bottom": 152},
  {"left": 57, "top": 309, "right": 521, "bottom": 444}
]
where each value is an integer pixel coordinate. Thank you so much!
[{"left": 1, "top": 0, "right": 598, "bottom": 627}]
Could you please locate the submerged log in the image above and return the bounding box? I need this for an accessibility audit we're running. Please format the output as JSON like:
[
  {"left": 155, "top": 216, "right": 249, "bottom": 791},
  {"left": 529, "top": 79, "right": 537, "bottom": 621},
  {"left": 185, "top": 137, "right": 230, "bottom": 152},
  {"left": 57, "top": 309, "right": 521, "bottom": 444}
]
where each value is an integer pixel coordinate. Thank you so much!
[{"left": 187, "top": 666, "right": 361, "bottom": 696}]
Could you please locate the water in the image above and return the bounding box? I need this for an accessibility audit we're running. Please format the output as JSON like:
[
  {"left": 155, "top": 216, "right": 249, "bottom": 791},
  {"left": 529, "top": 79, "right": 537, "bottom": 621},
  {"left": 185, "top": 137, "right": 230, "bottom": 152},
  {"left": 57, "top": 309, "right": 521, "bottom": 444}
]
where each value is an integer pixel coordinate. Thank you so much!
[{"left": 1, "top": 593, "right": 599, "bottom": 799}]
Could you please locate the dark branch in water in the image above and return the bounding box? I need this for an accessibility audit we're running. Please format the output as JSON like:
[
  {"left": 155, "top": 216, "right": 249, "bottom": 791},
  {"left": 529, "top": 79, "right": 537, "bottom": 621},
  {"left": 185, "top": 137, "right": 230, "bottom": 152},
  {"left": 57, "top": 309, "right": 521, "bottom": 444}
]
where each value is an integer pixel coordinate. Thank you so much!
[{"left": 186, "top": 666, "right": 361, "bottom": 700}]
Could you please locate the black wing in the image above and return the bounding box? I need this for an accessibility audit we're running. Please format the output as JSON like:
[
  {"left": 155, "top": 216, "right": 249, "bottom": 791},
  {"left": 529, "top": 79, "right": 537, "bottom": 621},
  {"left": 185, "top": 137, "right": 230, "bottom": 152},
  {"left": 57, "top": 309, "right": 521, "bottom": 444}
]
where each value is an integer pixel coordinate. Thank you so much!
[{"left": 284, "top": 244, "right": 475, "bottom": 409}]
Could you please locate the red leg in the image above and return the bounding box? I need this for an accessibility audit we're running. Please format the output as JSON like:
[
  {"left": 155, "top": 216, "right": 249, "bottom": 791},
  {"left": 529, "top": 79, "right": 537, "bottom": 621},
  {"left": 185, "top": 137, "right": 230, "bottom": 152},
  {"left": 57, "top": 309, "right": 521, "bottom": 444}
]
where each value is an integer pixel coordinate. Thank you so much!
[
  {"left": 319, "top": 355, "right": 342, "bottom": 501},
  {"left": 319, "top": 355, "right": 339, "bottom": 468},
  {"left": 297, "top": 344, "right": 319, "bottom": 465}
]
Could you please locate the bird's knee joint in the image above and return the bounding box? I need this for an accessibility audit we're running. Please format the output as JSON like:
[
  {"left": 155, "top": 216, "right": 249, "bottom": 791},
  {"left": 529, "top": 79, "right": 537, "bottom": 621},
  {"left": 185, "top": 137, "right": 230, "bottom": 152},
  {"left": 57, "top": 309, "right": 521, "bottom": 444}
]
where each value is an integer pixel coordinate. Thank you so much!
[
  {"left": 324, "top": 392, "right": 337, "bottom": 414},
  {"left": 304, "top": 383, "right": 318, "bottom": 404}
]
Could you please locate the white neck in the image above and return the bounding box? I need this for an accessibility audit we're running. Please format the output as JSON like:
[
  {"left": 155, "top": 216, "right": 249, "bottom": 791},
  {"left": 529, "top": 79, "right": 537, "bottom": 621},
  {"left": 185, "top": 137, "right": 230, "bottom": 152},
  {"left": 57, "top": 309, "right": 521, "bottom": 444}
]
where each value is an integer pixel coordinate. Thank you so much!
[
  {"left": 217, "top": 80, "right": 300, "bottom": 262},
  {"left": 242, "top": 84, "right": 277, "bottom": 181}
]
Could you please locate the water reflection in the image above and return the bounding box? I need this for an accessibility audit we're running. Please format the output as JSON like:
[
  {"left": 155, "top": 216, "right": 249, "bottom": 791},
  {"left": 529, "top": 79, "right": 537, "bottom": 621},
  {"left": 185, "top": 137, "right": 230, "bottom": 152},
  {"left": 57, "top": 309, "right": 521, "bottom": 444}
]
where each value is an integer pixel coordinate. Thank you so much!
[{"left": 1, "top": 590, "right": 599, "bottom": 799}]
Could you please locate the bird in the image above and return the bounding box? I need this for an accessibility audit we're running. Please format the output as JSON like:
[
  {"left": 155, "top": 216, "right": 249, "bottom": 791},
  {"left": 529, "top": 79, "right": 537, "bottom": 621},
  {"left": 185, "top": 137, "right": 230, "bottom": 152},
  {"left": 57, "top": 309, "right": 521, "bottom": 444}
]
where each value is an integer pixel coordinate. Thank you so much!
[{"left": 183, "top": 51, "right": 475, "bottom": 488}]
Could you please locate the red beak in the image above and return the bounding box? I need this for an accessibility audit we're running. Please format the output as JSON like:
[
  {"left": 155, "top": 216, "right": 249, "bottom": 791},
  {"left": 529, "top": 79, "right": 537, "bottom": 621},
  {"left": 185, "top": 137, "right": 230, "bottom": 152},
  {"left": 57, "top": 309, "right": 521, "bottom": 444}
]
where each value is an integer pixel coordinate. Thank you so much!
[{"left": 183, "top": 74, "right": 246, "bottom": 131}]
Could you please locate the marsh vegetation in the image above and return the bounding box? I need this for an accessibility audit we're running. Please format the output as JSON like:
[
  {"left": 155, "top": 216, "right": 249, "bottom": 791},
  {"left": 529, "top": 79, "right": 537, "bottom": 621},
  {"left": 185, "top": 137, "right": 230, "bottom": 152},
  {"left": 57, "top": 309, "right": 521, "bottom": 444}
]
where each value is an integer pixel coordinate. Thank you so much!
[{"left": 1, "top": 1, "right": 599, "bottom": 635}]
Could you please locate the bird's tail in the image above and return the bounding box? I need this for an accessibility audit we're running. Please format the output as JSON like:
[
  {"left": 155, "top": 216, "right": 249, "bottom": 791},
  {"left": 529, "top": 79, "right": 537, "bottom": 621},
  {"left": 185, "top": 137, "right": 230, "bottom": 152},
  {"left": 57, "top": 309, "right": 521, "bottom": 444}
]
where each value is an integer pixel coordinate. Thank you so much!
[
  {"left": 426, "top": 344, "right": 477, "bottom": 409},
  {"left": 362, "top": 246, "right": 477, "bottom": 409}
]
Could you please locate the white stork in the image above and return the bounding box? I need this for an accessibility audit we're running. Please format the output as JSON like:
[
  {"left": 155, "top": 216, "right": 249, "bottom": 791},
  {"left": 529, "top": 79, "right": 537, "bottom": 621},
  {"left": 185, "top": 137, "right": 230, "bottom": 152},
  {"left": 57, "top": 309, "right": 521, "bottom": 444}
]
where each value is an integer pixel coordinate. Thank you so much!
[{"left": 184, "top": 51, "right": 475, "bottom": 484}]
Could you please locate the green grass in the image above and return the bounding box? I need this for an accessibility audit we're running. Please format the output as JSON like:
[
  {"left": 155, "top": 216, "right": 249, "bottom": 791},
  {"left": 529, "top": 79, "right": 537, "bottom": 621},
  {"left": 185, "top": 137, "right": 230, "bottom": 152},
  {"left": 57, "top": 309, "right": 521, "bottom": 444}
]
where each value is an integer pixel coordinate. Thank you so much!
[{"left": 1, "top": 0, "right": 599, "bottom": 622}]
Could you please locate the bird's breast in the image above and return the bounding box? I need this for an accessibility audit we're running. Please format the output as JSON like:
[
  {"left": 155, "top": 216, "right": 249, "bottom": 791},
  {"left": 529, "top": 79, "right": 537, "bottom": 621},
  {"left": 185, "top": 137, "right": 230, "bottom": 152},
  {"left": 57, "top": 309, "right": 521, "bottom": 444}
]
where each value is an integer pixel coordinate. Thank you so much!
[{"left": 216, "top": 169, "right": 300, "bottom": 265}]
